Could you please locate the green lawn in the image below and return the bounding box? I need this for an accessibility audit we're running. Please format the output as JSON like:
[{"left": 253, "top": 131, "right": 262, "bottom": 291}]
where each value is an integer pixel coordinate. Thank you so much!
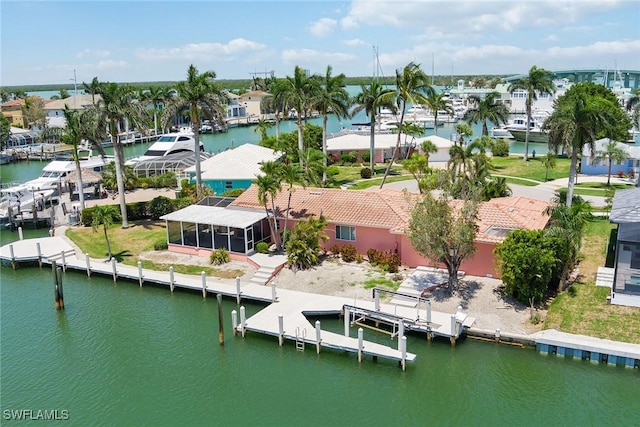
[
  {"left": 65, "top": 220, "right": 244, "bottom": 279},
  {"left": 329, "top": 164, "right": 406, "bottom": 187},
  {"left": 502, "top": 177, "right": 541, "bottom": 187},
  {"left": 491, "top": 155, "right": 571, "bottom": 182},
  {"left": 544, "top": 218, "right": 640, "bottom": 344},
  {"left": 349, "top": 175, "right": 414, "bottom": 190}
]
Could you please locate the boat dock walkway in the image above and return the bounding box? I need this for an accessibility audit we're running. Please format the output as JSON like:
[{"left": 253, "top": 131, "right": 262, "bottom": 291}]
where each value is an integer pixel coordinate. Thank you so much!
[{"left": 4, "top": 236, "right": 478, "bottom": 367}]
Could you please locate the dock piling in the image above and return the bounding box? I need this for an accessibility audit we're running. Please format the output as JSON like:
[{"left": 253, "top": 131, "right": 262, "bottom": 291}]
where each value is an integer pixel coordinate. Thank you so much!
[
  {"left": 398, "top": 322, "right": 405, "bottom": 351},
  {"left": 111, "top": 257, "right": 117, "bottom": 281},
  {"left": 217, "top": 294, "right": 224, "bottom": 346},
  {"left": 450, "top": 315, "right": 457, "bottom": 346},
  {"left": 400, "top": 336, "right": 407, "bottom": 371},
  {"left": 18, "top": 226, "right": 23, "bottom": 241},
  {"left": 201, "top": 271, "right": 207, "bottom": 298},
  {"left": 271, "top": 281, "right": 277, "bottom": 302},
  {"left": 52, "top": 260, "right": 64, "bottom": 310},
  {"left": 278, "top": 314, "right": 284, "bottom": 346},
  {"left": 374, "top": 290, "right": 380, "bottom": 311},
  {"left": 9, "top": 244, "right": 16, "bottom": 269},
  {"left": 36, "top": 242, "right": 42, "bottom": 267},
  {"left": 240, "top": 306, "right": 246, "bottom": 337},
  {"left": 85, "top": 253, "right": 91, "bottom": 277},
  {"left": 236, "top": 277, "right": 241, "bottom": 305},
  {"left": 344, "top": 308, "right": 350, "bottom": 337},
  {"left": 60, "top": 250, "right": 66, "bottom": 272},
  {"left": 426, "top": 300, "right": 432, "bottom": 323},
  {"left": 231, "top": 310, "right": 238, "bottom": 335},
  {"left": 495, "top": 328, "right": 501, "bottom": 343},
  {"left": 315, "top": 320, "right": 322, "bottom": 354},
  {"left": 358, "top": 328, "right": 364, "bottom": 363},
  {"left": 137, "top": 261, "right": 143, "bottom": 287},
  {"left": 169, "top": 266, "right": 174, "bottom": 292}
]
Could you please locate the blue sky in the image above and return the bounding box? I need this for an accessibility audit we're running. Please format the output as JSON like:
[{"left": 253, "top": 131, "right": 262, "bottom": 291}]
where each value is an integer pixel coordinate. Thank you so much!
[{"left": 1, "top": 0, "right": 639, "bottom": 86}]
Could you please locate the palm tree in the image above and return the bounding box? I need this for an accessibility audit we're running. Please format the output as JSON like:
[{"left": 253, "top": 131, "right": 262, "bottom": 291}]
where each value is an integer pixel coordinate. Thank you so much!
[
  {"left": 95, "top": 82, "right": 147, "bottom": 228},
  {"left": 424, "top": 92, "right": 453, "bottom": 136},
  {"left": 279, "top": 163, "right": 303, "bottom": 246},
  {"left": 83, "top": 77, "right": 101, "bottom": 106},
  {"left": 380, "top": 62, "right": 434, "bottom": 188},
  {"left": 509, "top": 66, "right": 555, "bottom": 161},
  {"left": 60, "top": 106, "right": 104, "bottom": 210},
  {"left": 465, "top": 91, "right": 510, "bottom": 136},
  {"left": 281, "top": 66, "right": 321, "bottom": 168},
  {"left": 255, "top": 173, "right": 282, "bottom": 251},
  {"left": 91, "top": 204, "right": 120, "bottom": 261},
  {"left": 262, "top": 78, "right": 289, "bottom": 140},
  {"left": 311, "top": 66, "right": 350, "bottom": 185},
  {"left": 254, "top": 119, "right": 274, "bottom": 140},
  {"left": 543, "top": 84, "right": 619, "bottom": 207},
  {"left": 142, "top": 85, "right": 171, "bottom": 133},
  {"left": 627, "top": 88, "right": 640, "bottom": 131},
  {"left": 351, "top": 80, "right": 396, "bottom": 173},
  {"left": 164, "top": 64, "right": 227, "bottom": 195},
  {"left": 593, "top": 140, "right": 628, "bottom": 186},
  {"left": 542, "top": 152, "right": 557, "bottom": 182}
]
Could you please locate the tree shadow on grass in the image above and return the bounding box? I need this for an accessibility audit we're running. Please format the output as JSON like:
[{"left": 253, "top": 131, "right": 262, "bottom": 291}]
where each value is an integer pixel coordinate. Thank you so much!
[{"left": 110, "top": 250, "right": 132, "bottom": 263}]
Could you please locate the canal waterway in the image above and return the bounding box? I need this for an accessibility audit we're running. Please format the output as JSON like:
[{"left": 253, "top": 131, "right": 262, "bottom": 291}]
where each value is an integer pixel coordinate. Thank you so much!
[{"left": 0, "top": 229, "right": 638, "bottom": 426}]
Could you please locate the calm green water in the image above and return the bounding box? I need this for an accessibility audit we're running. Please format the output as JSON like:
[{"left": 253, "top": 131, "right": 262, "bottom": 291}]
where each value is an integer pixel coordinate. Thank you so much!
[{"left": 1, "top": 230, "right": 638, "bottom": 426}]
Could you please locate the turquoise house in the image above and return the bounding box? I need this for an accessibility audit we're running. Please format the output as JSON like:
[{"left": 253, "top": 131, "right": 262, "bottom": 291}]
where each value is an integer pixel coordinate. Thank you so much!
[{"left": 184, "top": 144, "right": 282, "bottom": 194}]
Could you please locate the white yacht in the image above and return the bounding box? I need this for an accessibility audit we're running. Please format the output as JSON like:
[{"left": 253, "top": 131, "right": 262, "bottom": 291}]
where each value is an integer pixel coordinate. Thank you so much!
[
  {"left": 0, "top": 186, "right": 56, "bottom": 224},
  {"left": 125, "top": 129, "right": 203, "bottom": 166}
]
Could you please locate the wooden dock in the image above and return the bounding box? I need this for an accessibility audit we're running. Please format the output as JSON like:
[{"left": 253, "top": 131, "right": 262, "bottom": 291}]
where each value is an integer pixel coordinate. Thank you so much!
[{"left": 0, "top": 236, "right": 489, "bottom": 368}]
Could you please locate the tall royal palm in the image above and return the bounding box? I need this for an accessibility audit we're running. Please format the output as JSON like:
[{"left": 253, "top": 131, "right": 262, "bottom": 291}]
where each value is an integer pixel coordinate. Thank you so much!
[
  {"left": 282, "top": 66, "right": 321, "bottom": 168},
  {"left": 351, "top": 81, "right": 395, "bottom": 173},
  {"left": 380, "top": 62, "right": 434, "bottom": 188},
  {"left": 543, "top": 85, "right": 615, "bottom": 207},
  {"left": 95, "top": 82, "right": 147, "bottom": 228},
  {"left": 82, "top": 76, "right": 101, "bottom": 106},
  {"left": 311, "top": 66, "right": 350, "bottom": 185},
  {"left": 165, "top": 64, "right": 227, "bottom": 195},
  {"left": 142, "top": 86, "right": 172, "bottom": 133},
  {"left": 263, "top": 78, "right": 289, "bottom": 140},
  {"left": 424, "top": 92, "right": 453, "bottom": 136},
  {"left": 465, "top": 91, "right": 510, "bottom": 136},
  {"left": 509, "top": 65, "right": 555, "bottom": 161}
]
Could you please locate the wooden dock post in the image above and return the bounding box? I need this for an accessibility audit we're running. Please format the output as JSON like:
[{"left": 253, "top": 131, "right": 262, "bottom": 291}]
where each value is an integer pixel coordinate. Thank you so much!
[
  {"left": 169, "top": 266, "right": 174, "bottom": 292},
  {"left": 271, "top": 281, "right": 277, "bottom": 302},
  {"left": 17, "top": 226, "right": 23, "bottom": 241},
  {"left": 60, "top": 250, "right": 66, "bottom": 272},
  {"left": 9, "top": 244, "right": 16, "bottom": 269},
  {"left": 111, "top": 257, "right": 117, "bottom": 282},
  {"left": 231, "top": 310, "right": 238, "bottom": 336},
  {"left": 450, "top": 315, "right": 457, "bottom": 347},
  {"left": 374, "top": 289, "right": 380, "bottom": 311},
  {"left": 400, "top": 336, "right": 407, "bottom": 371},
  {"left": 278, "top": 314, "right": 284, "bottom": 346},
  {"left": 85, "top": 253, "right": 91, "bottom": 277},
  {"left": 315, "top": 320, "right": 322, "bottom": 354},
  {"left": 52, "top": 260, "right": 64, "bottom": 310},
  {"left": 495, "top": 328, "right": 501, "bottom": 343},
  {"left": 344, "top": 307, "right": 350, "bottom": 337},
  {"left": 136, "top": 261, "right": 143, "bottom": 287},
  {"left": 236, "top": 277, "right": 241, "bottom": 305},
  {"left": 201, "top": 271, "right": 207, "bottom": 298},
  {"left": 426, "top": 326, "right": 433, "bottom": 341},
  {"left": 398, "top": 321, "right": 405, "bottom": 351},
  {"left": 217, "top": 294, "right": 224, "bottom": 346},
  {"left": 426, "top": 300, "right": 432, "bottom": 324},
  {"left": 240, "top": 306, "right": 246, "bottom": 337},
  {"left": 357, "top": 328, "right": 364, "bottom": 363},
  {"left": 36, "top": 242, "right": 42, "bottom": 267}
]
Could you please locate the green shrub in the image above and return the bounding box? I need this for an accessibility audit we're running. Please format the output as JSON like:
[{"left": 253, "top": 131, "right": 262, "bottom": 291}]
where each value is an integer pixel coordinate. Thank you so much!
[
  {"left": 340, "top": 153, "right": 354, "bottom": 165},
  {"left": 361, "top": 151, "right": 371, "bottom": 163},
  {"left": 154, "top": 240, "right": 168, "bottom": 250},
  {"left": 148, "top": 196, "right": 175, "bottom": 220},
  {"left": 326, "top": 165, "right": 340, "bottom": 177},
  {"left": 222, "top": 188, "right": 244, "bottom": 197},
  {"left": 210, "top": 248, "right": 230, "bottom": 265},
  {"left": 367, "top": 248, "right": 400, "bottom": 272},
  {"left": 126, "top": 202, "right": 148, "bottom": 220},
  {"left": 173, "top": 197, "right": 192, "bottom": 210},
  {"left": 490, "top": 139, "right": 510, "bottom": 157},
  {"left": 367, "top": 248, "right": 380, "bottom": 264},
  {"left": 360, "top": 167, "right": 372, "bottom": 179},
  {"left": 340, "top": 244, "right": 358, "bottom": 262},
  {"left": 81, "top": 207, "right": 95, "bottom": 226},
  {"left": 355, "top": 253, "right": 364, "bottom": 263},
  {"left": 330, "top": 244, "right": 341, "bottom": 257},
  {"left": 256, "top": 242, "right": 269, "bottom": 254}
]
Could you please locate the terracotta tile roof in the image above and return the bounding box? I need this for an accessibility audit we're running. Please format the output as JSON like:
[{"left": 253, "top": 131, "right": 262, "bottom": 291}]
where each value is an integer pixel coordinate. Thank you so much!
[
  {"left": 231, "top": 185, "right": 550, "bottom": 243},
  {"left": 2, "top": 99, "right": 26, "bottom": 107}
]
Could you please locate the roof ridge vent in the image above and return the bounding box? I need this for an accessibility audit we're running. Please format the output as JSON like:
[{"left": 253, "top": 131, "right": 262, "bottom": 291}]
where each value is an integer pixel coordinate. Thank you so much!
[{"left": 309, "top": 190, "right": 323, "bottom": 195}]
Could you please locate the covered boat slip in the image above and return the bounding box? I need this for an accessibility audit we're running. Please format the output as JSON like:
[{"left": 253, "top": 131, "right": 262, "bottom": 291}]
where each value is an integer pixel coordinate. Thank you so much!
[{"left": 161, "top": 201, "right": 269, "bottom": 255}]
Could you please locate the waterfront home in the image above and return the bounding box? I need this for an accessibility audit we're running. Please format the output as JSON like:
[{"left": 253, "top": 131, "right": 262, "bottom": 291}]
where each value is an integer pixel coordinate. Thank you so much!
[
  {"left": 608, "top": 188, "right": 640, "bottom": 307},
  {"left": 238, "top": 90, "right": 270, "bottom": 123},
  {"left": 161, "top": 185, "right": 550, "bottom": 277},
  {"left": 326, "top": 132, "right": 454, "bottom": 164},
  {"left": 43, "top": 94, "right": 98, "bottom": 128},
  {"left": 581, "top": 138, "right": 640, "bottom": 178},
  {"left": 182, "top": 143, "right": 281, "bottom": 194}
]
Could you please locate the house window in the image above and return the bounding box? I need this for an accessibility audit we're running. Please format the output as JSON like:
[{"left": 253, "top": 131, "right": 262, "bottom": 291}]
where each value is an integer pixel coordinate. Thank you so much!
[
  {"left": 225, "top": 181, "right": 232, "bottom": 189},
  {"left": 336, "top": 225, "right": 356, "bottom": 241}
]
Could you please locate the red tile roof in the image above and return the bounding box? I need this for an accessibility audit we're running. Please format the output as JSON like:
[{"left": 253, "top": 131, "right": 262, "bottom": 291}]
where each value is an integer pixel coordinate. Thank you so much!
[{"left": 231, "top": 185, "right": 550, "bottom": 243}]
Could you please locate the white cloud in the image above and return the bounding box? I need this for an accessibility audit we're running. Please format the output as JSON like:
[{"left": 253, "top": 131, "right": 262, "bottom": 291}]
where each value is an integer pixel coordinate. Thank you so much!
[
  {"left": 545, "top": 34, "right": 558, "bottom": 42},
  {"left": 308, "top": 18, "right": 337, "bottom": 37},
  {"left": 96, "top": 60, "right": 128, "bottom": 69},
  {"left": 137, "top": 39, "right": 267, "bottom": 61},
  {"left": 77, "top": 48, "right": 110, "bottom": 59},
  {"left": 281, "top": 49, "right": 358, "bottom": 72},
  {"left": 343, "top": 38, "right": 367, "bottom": 47}
]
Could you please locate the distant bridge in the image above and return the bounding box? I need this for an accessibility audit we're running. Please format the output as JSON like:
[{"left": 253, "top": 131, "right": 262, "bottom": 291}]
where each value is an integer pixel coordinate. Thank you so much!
[{"left": 503, "top": 69, "right": 640, "bottom": 89}]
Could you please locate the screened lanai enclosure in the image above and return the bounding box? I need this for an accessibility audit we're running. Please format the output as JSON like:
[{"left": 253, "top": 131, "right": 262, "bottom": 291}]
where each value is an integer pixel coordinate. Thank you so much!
[
  {"left": 160, "top": 197, "right": 269, "bottom": 255},
  {"left": 133, "top": 151, "right": 212, "bottom": 177}
]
